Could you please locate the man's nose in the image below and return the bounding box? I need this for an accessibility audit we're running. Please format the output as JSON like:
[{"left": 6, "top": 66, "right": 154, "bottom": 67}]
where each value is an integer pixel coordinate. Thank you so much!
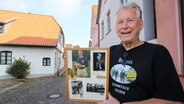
[{"left": 122, "top": 22, "right": 129, "bottom": 29}]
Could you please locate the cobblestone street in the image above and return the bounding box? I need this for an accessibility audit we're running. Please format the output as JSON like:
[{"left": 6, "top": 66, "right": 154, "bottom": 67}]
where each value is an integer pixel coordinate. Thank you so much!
[{"left": 0, "top": 73, "right": 96, "bottom": 104}]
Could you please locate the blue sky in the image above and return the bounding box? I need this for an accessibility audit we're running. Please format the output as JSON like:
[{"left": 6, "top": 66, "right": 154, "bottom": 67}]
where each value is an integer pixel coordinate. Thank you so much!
[{"left": 0, "top": 0, "right": 98, "bottom": 47}]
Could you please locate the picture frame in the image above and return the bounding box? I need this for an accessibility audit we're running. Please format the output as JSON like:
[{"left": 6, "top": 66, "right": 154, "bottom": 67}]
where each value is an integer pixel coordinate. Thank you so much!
[{"left": 65, "top": 48, "right": 109, "bottom": 102}]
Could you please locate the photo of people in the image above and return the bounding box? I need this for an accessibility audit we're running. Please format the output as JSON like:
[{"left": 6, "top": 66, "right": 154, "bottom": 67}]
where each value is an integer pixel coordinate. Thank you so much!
[
  {"left": 93, "top": 52, "right": 105, "bottom": 71},
  {"left": 110, "top": 64, "right": 137, "bottom": 84},
  {"left": 72, "top": 50, "right": 90, "bottom": 78},
  {"left": 65, "top": 48, "right": 109, "bottom": 101},
  {"left": 86, "top": 83, "right": 105, "bottom": 94},
  {"left": 71, "top": 81, "right": 83, "bottom": 97}
]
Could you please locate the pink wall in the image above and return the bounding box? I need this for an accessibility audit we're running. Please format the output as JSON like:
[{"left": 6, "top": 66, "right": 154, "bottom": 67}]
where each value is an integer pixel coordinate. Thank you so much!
[
  {"left": 92, "top": 24, "right": 99, "bottom": 47},
  {"left": 155, "top": 0, "right": 183, "bottom": 75},
  {"left": 155, "top": 0, "right": 184, "bottom": 88}
]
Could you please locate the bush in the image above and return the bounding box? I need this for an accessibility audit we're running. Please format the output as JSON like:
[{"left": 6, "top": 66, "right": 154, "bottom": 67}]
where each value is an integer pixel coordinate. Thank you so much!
[{"left": 6, "top": 58, "right": 31, "bottom": 79}]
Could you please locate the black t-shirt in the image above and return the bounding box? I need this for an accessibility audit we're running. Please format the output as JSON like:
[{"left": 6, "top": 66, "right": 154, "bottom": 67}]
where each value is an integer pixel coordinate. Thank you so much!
[{"left": 109, "top": 42, "right": 184, "bottom": 103}]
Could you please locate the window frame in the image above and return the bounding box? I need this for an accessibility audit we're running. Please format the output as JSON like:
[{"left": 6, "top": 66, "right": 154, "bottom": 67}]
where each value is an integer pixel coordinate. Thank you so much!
[
  {"left": 107, "top": 10, "right": 111, "bottom": 33},
  {"left": 101, "top": 21, "right": 105, "bottom": 39},
  {"left": 0, "top": 24, "right": 4, "bottom": 34},
  {"left": 120, "top": 0, "right": 128, "bottom": 5},
  {"left": 42, "top": 57, "right": 51, "bottom": 66},
  {"left": 0, "top": 51, "right": 12, "bottom": 65},
  {"left": 101, "top": 21, "right": 104, "bottom": 40},
  {"left": 104, "top": 0, "right": 107, "bottom": 4}
]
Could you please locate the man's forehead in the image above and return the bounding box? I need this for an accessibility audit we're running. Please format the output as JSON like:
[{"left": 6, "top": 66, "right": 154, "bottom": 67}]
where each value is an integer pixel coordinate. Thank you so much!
[
  {"left": 116, "top": 9, "right": 138, "bottom": 20},
  {"left": 118, "top": 8, "right": 136, "bottom": 15}
]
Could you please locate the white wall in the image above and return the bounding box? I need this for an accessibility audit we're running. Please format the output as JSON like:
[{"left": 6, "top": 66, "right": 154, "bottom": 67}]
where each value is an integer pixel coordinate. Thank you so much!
[
  {"left": 99, "top": 0, "right": 121, "bottom": 48},
  {"left": 0, "top": 46, "right": 59, "bottom": 79}
]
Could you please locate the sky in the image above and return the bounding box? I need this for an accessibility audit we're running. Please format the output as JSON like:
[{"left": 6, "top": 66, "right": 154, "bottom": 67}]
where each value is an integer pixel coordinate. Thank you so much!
[{"left": 0, "top": 0, "right": 98, "bottom": 47}]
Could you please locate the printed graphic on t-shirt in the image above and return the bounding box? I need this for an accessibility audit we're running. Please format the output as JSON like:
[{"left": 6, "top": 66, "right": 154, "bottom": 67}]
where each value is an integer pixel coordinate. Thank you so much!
[{"left": 110, "top": 64, "right": 137, "bottom": 84}]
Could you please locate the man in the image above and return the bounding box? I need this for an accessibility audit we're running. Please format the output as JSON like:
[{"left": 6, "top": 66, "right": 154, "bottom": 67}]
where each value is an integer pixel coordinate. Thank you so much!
[
  {"left": 75, "top": 50, "right": 88, "bottom": 77},
  {"left": 95, "top": 53, "right": 105, "bottom": 71},
  {"left": 103, "top": 2, "right": 184, "bottom": 104}
]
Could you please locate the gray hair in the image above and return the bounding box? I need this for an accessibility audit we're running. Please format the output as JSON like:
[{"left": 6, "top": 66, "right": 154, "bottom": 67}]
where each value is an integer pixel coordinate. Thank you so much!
[{"left": 116, "top": 2, "right": 142, "bottom": 20}]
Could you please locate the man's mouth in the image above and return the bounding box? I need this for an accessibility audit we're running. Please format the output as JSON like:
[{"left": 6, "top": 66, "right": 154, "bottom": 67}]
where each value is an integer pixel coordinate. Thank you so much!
[{"left": 121, "top": 31, "right": 132, "bottom": 35}]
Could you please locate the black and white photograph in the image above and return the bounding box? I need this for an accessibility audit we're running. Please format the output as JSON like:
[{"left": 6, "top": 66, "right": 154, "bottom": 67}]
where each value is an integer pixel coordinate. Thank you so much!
[
  {"left": 65, "top": 48, "right": 109, "bottom": 102},
  {"left": 86, "top": 83, "right": 105, "bottom": 94},
  {"left": 93, "top": 52, "right": 105, "bottom": 71},
  {"left": 71, "top": 81, "right": 83, "bottom": 97}
]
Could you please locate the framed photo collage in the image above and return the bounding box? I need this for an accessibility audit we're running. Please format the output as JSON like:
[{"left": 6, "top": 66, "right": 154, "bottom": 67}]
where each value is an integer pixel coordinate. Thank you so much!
[{"left": 65, "top": 48, "right": 109, "bottom": 102}]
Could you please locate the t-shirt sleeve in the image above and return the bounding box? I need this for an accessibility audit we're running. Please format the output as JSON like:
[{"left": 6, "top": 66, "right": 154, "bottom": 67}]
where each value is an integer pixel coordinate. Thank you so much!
[{"left": 152, "top": 45, "right": 184, "bottom": 102}]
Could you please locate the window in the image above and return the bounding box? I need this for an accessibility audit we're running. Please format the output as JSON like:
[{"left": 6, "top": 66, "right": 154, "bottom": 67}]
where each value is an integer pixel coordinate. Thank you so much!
[
  {"left": 120, "top": 0, "right": 128, "bottom": 5},
  {"left": 43, "top": 57, "right": 51, "bottom": 66},
  {"left": 107, "top": 10, "right": 111, "bottom": 32},
  {"left": 0, "top": 51, "right": 12, "bottom": 65},
  {"left": 0, "top": 24, "right": 4, "bottom": 34},
  {"left": 104, "top": 0, "right": 107, "bottom": 4},
  {"left": 101, "top": 21, "right": 104, "bottom": 39}
]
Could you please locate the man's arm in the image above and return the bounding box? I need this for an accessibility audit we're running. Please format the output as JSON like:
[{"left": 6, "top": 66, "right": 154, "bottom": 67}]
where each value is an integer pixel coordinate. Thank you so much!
[
  {"left": 101, "top": 93, "right": 183, "bottom": 104},
  {"left": 123, "top": 98, "right": 183, "bottom": 104}
]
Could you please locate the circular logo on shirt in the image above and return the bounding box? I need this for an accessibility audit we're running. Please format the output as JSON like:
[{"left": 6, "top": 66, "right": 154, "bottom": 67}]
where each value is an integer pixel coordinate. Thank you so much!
[{"left": 110, "top": 64, "right": 137, "bottom": 84}]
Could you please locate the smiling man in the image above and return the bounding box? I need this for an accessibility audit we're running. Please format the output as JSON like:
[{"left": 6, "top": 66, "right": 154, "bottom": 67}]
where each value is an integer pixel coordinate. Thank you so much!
[{"left": 103, "top": 2, "right": 184, "bottom": 104}]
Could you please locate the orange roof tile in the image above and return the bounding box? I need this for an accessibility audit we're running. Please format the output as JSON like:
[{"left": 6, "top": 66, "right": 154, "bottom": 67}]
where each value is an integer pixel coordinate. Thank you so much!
[
  {"left": 0, "top": 10, "right": 61, "bottom": 47},
  {"left": 6, "top": 36, "right": 57, "bottom": 46}
]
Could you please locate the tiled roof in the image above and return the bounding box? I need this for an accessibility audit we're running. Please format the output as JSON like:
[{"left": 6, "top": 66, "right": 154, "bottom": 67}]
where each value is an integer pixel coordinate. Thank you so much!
[
  {"left": 6, "top": 36, "right": 57, "bottom": 46},
  {"left": 0, "top": 10, "right": 61, "bottom": 47}
]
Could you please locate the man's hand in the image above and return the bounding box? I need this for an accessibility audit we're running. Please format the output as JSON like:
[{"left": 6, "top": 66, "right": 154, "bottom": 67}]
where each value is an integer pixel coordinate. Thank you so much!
[
  {"left": 78, "top": 64, "right": 84, "bottom": 69},
  {"left": 101, "top": 93, "right": 120, "bottom": 104}
]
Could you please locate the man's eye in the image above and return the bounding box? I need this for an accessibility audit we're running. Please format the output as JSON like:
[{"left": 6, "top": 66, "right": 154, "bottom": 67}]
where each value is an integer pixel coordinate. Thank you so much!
[{"left": 118, "top": 21, "right": 123, "bottom": 24}]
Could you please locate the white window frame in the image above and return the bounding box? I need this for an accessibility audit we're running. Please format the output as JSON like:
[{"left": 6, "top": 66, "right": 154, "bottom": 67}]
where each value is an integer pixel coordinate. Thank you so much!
[
  {"left": 107, "top": 10, "right": 111, "bottom": 32},
  {"left": 101, "top": 21, "right": 104, "bottom": 39}
]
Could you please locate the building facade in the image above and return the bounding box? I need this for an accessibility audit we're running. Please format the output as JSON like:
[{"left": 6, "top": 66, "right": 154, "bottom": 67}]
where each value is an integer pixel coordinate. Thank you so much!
[
  {"left": 155, "top": 0, "right": 184, "bottom": 85},
  {"left": 0, "top": 10, "right": 65, "bottom": 79},
  {"left": 96, "top": 0, "right": 156, "bottom": 48},
  {"left": 95, "top": 0, "right": 184, "bottom": 86},
  {"left": 90, "top": 5, "right": 99, "bottom": 48}
]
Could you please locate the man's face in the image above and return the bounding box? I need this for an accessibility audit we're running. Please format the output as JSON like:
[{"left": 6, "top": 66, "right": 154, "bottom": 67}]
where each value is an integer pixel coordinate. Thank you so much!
[
  {"left": 78, "top": 50, "right": 83, "bottom": 57},
  {"left": 97, "top": 55, "right": 101, "bottom": 60},
  {"left": 115, "top": 8, "right": 143, "bottom": 44}
]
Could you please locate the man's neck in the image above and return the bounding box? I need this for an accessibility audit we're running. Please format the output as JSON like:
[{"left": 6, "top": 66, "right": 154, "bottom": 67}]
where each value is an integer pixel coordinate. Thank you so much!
[{"left": 123, "top": 40, "right": 144, "bottom": 50}]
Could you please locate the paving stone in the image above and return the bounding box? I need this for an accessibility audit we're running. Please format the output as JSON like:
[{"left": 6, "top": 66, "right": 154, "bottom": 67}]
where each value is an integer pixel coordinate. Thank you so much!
[{"left": 0, "top": 74, "right": 96, "bottom": 104}]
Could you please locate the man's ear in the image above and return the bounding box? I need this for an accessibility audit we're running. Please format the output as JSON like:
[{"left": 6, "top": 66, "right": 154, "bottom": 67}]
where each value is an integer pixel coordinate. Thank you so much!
[{"left": 140, "top": 20, "right": 143, "bottom": 30}]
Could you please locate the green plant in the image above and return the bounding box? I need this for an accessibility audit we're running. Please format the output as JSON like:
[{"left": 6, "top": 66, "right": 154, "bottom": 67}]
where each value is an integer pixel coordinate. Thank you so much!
[{"left": 6, "top": 58, "right": 31, "bottom": 79}]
